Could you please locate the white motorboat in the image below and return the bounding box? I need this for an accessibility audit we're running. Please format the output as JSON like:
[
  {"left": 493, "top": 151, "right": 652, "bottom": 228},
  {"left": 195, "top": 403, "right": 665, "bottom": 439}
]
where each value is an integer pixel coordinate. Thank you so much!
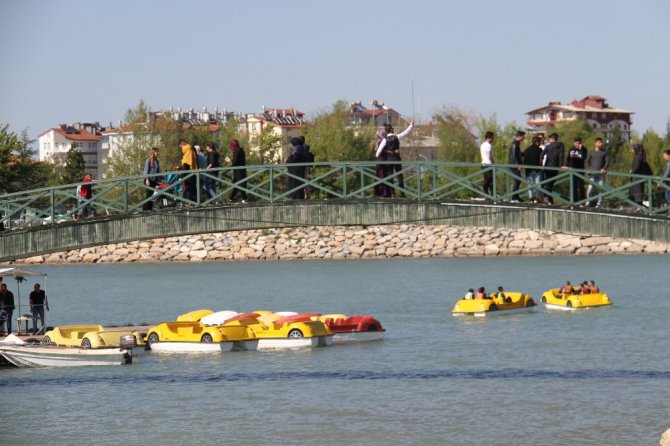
[{"left": 0, "top": 344, "right": 132, "bottom": 367}]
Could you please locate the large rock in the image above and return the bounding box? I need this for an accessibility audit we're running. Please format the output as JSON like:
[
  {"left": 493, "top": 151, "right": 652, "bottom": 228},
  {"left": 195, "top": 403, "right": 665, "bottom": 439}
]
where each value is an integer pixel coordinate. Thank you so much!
[{"left": 661, "top": 428, "right": 670, "bottom": 446}]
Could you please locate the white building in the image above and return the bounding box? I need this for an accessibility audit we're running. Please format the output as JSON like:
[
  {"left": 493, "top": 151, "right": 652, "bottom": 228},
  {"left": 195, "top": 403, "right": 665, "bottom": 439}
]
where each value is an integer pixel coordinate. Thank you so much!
[{"left": 38, "top": 124, "right": 103, "bottom": 178}]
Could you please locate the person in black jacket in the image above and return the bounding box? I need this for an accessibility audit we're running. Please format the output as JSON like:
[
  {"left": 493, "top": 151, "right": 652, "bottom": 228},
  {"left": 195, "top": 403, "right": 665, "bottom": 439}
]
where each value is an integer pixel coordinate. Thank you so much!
[
  {"left": 508, "top": 130, "right": 525, "bottom": 202},
  {"left": 566, "top": 137, "right": 588, "bottom": 203},
  {"left": 0, "top": 283, "right": 15, "bottom": 335},
  {"left": 286, "top": 136, "right": 310, "bottom": 199},
  {"left": 541, "top": 133, "right": 565, "bottom": 204},
  {"left": 629, "top": 143, "right": 650, "bottom": 205},
  {"left": 523, "top": 136, "right": 543, "bottom": 203},
  {"left": 228, "top": 139, "right": 247, "bottom": 202}
]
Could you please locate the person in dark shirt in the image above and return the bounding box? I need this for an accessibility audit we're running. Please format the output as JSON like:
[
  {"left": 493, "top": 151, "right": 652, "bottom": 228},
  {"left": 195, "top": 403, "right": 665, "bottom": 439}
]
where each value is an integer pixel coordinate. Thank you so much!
[
  {"left": 661, "top": 150, "right": 670, "bottom": 206},
  {"left": 228, "top": 139, "right": 248, "bottom": 202},
  {"left": 541, "top": 133, "right": 565, "bottom": 204},
  {"left": 0, "top": 283, "right": 16, "bottom": 335},
  {"left": 205, "top": 144, "right": 221, "bottom": 201},
  {"left": 29, "top": 283, "right": 48, "bottom": 334},
  {"left": 286, "top": 137, "right": 310, "bottom": 200},
  {"left": 566, "top": 137, "right": 588, "bottom": 203},
  {"left": 507, "top": 131, "right": 525, "bottom": 202},
  {"left": 629, "top": 143, "right": 651, "bottom": 205},
  {"left": 523, "top": 136, "right": 543, "bottom": 203}
]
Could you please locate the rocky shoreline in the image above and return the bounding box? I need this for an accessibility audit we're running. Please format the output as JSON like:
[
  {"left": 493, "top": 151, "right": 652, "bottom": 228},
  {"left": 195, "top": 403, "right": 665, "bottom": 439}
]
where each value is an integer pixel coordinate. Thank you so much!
[{"left": 11, "top": 225, "right": 670, "bottom": 265}]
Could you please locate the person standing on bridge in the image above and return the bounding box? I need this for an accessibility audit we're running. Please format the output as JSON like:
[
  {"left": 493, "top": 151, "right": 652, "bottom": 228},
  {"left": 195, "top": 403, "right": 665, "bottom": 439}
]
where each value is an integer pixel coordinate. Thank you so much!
[
  {"left": 204, "top": 143, "right": 220, "bottom": 201},
  {"left": 286, "top": 137, "right": 310, "bottom": 199},
  {"left": 227, "top": 139, "right": 248, "bottom": 202},
  {"left": 661, "top": 149, "right": 670, "bottom": 206},
  {"left": 480, "top": 131, "right": 495, "bottom": 197},
  {"left": 142, "top": 147, "right": 160, "bottom": 211},
  {"left": 541, "top": 133, "right": 565, "bottom": 204},
  {"left": 508, "top": 130, "right": 525, "bottom": 203},
  {"left": 376, "top": 121, "right": 414, "bottom": 198},
  {"left": 629, "top": 143, "right": 652, "bottom": 206},
  {"left": 373, "top": 130, "right": 390, "bottom": 197},
  {"left": 179, "top": 139, "right": 198, "bottom": 203},
  {"left": 566, "top": 137, "right": 588, "bottom": 204},
  {"left": 523, "top": 136, "right": 543, "bottom": 203},
  {"left": 585, "top": 137, "right": 610, "bottom": 208}
]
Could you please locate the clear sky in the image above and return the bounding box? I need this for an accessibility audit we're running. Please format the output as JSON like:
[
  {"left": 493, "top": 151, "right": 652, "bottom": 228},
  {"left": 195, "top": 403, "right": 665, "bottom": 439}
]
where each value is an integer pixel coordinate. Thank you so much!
[{"left": 1, "top": 0, "right": 669, "bottom": 141}]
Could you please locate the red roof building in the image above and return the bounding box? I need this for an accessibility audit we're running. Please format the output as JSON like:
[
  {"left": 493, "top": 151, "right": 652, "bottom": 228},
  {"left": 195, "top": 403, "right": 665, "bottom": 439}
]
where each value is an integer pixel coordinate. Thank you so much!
[
  {"left": 38, "top": 124, "right": 104, "bottom": 177},
  {"left": 526, "top": 95, "right": 633, "bottom": 141}
]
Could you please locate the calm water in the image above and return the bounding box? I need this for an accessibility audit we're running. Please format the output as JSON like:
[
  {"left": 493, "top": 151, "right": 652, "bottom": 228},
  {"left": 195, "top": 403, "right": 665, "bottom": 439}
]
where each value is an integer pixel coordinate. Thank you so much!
[{"left": 1, "top": 256, "right": 669, "bottom": 445}]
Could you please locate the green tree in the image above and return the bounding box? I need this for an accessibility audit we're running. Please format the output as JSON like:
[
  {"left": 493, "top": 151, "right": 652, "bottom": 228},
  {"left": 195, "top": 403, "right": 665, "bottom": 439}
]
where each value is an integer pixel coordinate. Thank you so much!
[
  {"left": 50, "top": 143, "right": 85, "bottom": 185},
  {"left": 303, "top": 100, "right": 375, "bottom": 162},
  {"left": 639, "top": 129, "right": 666, "bottom": 175},
  {"left": 105, "top": 100, "right": 163, "bottom": 178},
  {"left": 0, "top": 124, "right": 51, "bottom": 193},
  {"left": 434, "top": 107, "right": 479, "bottom": 163},
  {"left": 248, "top": 124, "right": 284, "bottom": 165}
]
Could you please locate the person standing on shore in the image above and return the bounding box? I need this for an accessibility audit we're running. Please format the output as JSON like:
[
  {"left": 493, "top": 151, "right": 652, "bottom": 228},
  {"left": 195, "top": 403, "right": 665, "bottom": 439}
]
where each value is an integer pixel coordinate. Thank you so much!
[
  {"left": 508, "top": 130, "right": 525, "bottom": 202},
  {"left": 142, "top": 147, "right": 160, "bottom": 211},
  {"left": 585, "top": 137, "right": 610, "bottom": 208},
  {"left": 227, "top": 139, "right": 247, "bottom": 202},
  {"left": 523, "top": 136, "right": 543, "bottom": 203},
  {"left": 0, "top": 283, "right": 15, "bottom": 335},
  {"left": 480, "top": 131, "right": 495, "bottom": 197},
  {"left": 375, "top": 120, "right": 414, "bottom": 198},
  {"left": 541, "top": 133, "right": 565, "bottom": 204},
  {"left": 566, "top": 137, "right": 588, "bottom": 204}
]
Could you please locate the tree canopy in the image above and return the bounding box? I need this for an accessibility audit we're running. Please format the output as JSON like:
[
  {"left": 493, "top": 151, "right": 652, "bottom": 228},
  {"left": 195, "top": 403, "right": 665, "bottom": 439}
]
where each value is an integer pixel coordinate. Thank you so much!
[
  {"left": 0, "top": 124, "right": 51, "bottom": 194},
  {"left": 303, "top": 100, "right": 375, "bottom": 162}
]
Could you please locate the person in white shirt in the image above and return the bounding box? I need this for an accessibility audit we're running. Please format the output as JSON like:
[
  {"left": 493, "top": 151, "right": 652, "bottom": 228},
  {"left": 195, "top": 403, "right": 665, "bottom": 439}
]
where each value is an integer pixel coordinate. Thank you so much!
[
  {"left": 376, "top": 120, "right": 414, "bottom": 197},
  {"left": 480, "top": 131, "right": 495, "bottom": 196}
]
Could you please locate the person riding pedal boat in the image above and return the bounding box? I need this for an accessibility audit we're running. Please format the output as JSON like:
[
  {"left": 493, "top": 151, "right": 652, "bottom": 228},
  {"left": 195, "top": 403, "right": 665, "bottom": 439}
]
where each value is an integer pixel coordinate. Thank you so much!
[
  {"left": 560, "top": 281, "right": 574, "bottom": 296},
  {"left": 495, "top": 286, "right": 512, "bottom": 303},
  {"left": 464, "top": 288, "right": 475, "bottom": 300}
]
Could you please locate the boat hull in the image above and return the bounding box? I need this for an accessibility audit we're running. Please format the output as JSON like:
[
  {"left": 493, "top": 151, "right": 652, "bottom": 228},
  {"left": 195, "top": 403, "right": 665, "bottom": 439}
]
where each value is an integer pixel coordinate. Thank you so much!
[
  {"left": 331, "top": 331, "right": 385, "bottom": 344},
  {"left": 452, "top": 305, "right": 536, "bottom": 317},
  {"left": 149, "top": 341, "right": 234, "bottom": 353},
  {"left": 0, "top": 345, "right": 130, "bottom": 367},
  {"left": 256, "top": 335, "right": 332, "bottom": 350}
]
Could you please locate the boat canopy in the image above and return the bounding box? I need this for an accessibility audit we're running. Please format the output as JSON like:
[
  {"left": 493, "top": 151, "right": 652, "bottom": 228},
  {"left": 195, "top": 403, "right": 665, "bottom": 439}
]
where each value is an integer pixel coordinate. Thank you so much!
[{"left": 0, "top": 267, "right": 47, "bottom": 278}]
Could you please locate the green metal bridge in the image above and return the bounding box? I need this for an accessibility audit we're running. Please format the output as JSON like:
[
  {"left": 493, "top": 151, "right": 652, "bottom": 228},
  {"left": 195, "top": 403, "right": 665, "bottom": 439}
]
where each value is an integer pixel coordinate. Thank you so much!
[{"left": 1, "top": 161, "right": 669, "bottom": 261}]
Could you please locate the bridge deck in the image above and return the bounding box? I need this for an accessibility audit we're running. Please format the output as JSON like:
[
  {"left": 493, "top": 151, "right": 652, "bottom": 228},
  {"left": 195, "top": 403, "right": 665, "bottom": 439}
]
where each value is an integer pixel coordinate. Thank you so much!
[{"left": 1, "top": 200, "right": 668, "bottom": 262}]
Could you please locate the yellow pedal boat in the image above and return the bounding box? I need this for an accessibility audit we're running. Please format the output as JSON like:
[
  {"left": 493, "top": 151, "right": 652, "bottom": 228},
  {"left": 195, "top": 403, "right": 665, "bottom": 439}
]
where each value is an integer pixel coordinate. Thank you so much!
[
  {"left": 452, "top": 292, "right": 536, "bottom": 317},
  {"left": 42, "top": 324, "right": 145, "bottom": 349},
  {"left": 541, "top": 288, "right": 612, "bottom": 311}
]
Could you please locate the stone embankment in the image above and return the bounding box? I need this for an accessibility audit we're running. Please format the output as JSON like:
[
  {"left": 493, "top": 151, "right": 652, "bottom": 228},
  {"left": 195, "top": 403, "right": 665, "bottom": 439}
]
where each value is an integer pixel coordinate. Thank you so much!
[{"left": 13, "top": 225, "right": 670, "bottom": 265}]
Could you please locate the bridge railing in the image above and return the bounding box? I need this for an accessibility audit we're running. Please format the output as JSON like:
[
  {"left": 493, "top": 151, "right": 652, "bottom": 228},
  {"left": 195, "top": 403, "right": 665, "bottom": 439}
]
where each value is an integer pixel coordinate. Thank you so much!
[{"left": 1, "top": 161, "right": 668, "bottom": 230}]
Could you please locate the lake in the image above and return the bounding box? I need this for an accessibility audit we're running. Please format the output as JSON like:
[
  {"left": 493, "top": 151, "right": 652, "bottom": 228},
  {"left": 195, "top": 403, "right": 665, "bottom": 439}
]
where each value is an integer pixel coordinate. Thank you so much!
[{"left": 1, "top": 255, "right": 668, "bottom": 445}]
